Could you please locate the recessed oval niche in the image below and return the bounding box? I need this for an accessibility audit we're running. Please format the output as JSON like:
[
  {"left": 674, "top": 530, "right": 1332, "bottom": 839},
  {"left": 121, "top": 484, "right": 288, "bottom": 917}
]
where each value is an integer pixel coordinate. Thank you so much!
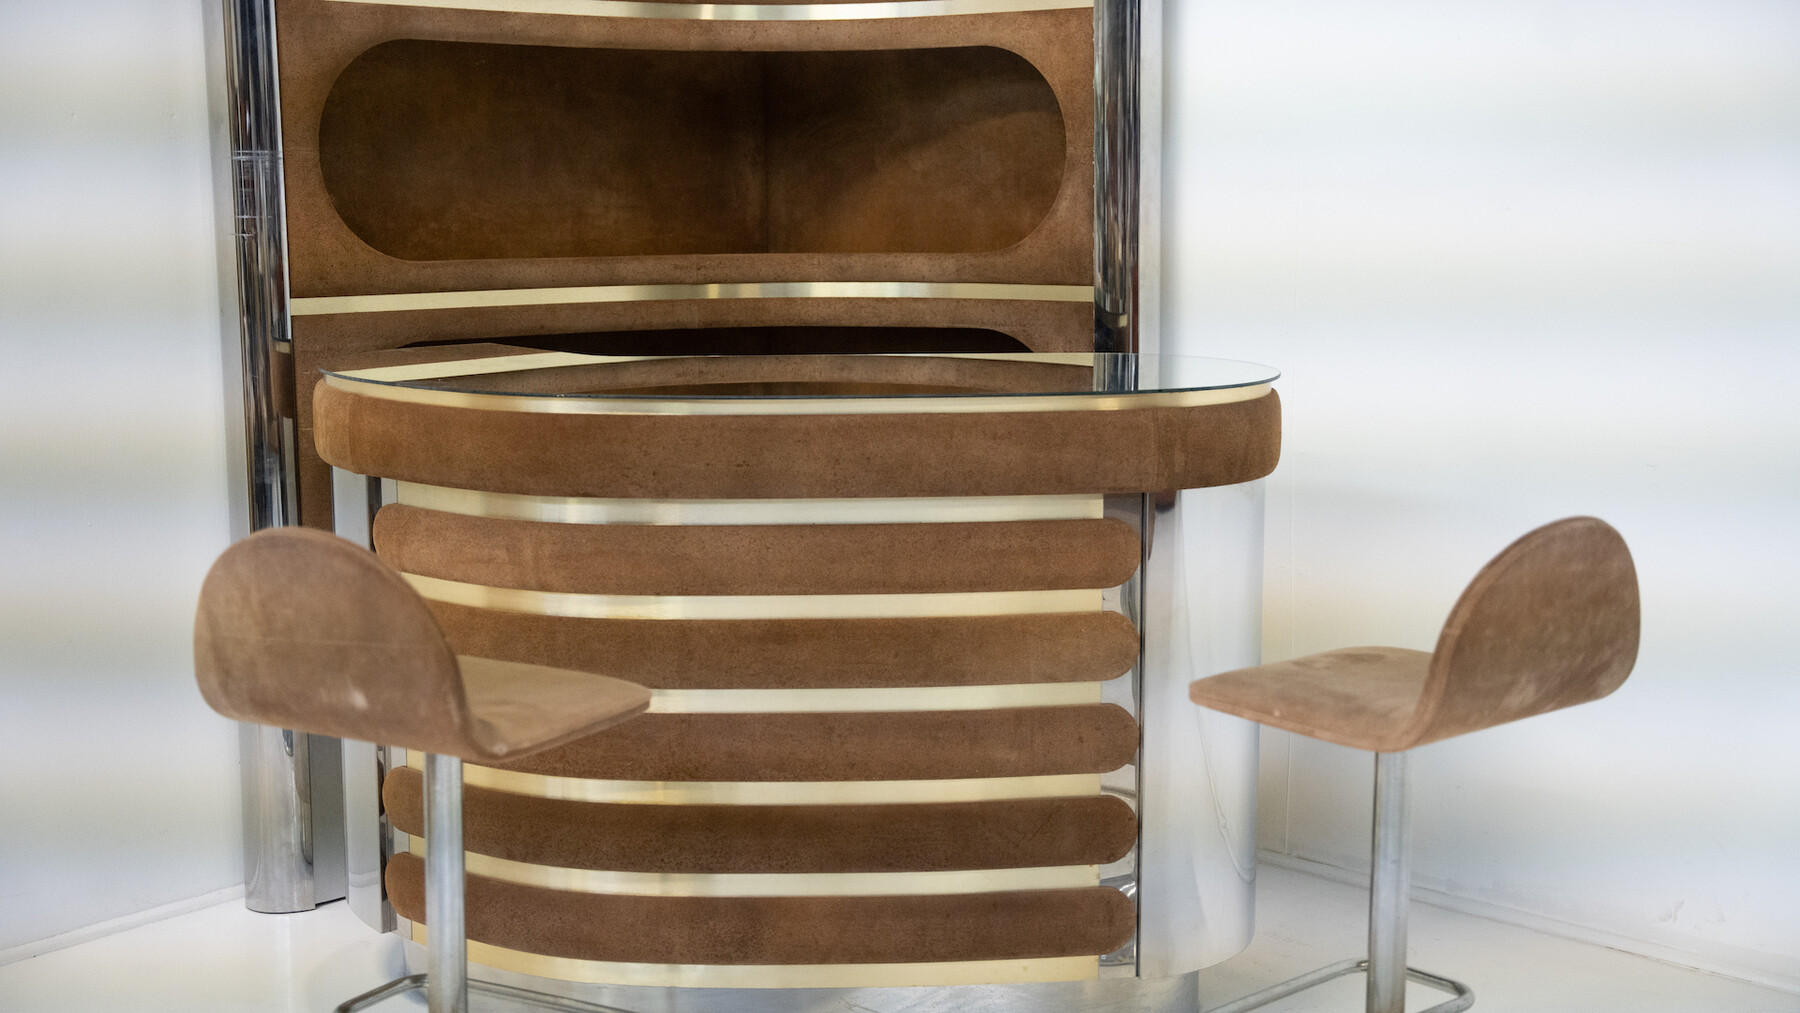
[{"left": 318, "top": 40, "right": 1067, "bottom": 261}]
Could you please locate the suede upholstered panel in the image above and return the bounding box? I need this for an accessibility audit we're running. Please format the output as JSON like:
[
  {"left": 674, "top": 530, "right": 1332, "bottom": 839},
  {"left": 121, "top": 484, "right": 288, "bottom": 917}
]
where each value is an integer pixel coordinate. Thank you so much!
[
  {"left": 385, "top": 769, "right": 1137, "bottom": 873},
  {"left": 485, "top": 706, "right": 1139, "bottom": 782},
  {"left": 387, "top": 853, "right": 1137, "bottom": 964},
  {"left": 312, "top": 381, "right": 1282, "bottom": 499},
  {"left": 276, "top": 0, "right": 1092, "bottom": 296},
  {"left": 425, "top": 605, "right": 1140, "bottom": 689},
  {"left": 320, "top": 43, "right": 1065, "bottom": 261},
  {"left": 373, "top": 508, "right": 1140, "bottom": 596}
]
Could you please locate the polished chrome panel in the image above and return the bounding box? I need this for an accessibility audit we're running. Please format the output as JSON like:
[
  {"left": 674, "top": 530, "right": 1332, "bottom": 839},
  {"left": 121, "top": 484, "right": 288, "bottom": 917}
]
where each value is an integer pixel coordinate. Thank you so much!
[
  {"left": 332, "top": 467, "right": 396, "bottom": 932},
  {"left": 291, "top": 281, "right": 1094, "bottom": 317},
  {"left": 1094, "top": 0, "right": 1139, "bottom": 353},
  {"left": 397, "top": 483, "right": 1105, "bottom": 525},
  {"left": 325, "top": 0, "right": 1093, "bottom": 19},
  {"left": 1136, "top": 481, "right": 1262, "bottom": 976},
  {"left": 404, "top": 573, "right": 1104, "bottom": 619},
  {"left": 1134, "top": 0, "right": 1162, "bottom": 359},
  {"left": 409, "top": 948, "right": 1200, "bottom": 1013},
  {"left": 406, "top": 839, "right": 1098, "bottom": 896},
  {"left": 238, "top": 724, "right": 313, "bottom": 912}
]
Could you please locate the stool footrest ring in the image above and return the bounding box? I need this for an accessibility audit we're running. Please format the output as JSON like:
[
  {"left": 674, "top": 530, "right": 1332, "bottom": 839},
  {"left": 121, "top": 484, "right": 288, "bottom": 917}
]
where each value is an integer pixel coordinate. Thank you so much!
[
  {"left": 1204, "top": 958, "right": 1473, "bottom": 1013},
  {"left": 336, "top": 973, "right": 639, "bottom": 1013}
]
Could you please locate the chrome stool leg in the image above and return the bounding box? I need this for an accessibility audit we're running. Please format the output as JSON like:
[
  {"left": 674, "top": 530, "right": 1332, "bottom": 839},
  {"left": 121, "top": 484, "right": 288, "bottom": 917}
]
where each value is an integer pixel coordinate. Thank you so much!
[
  {"left": 1204, "top": 752, "right": 1473, "bottom": 1013},
  {"left": 335, "top": 753, "right": 638, "bottom": 1013}
]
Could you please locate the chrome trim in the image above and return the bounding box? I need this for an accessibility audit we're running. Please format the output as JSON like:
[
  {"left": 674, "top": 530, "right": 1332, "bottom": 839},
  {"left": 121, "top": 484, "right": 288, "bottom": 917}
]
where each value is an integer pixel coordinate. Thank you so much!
[
  {"left": 323, "top": 0, "right": 1093, "bottom": 20},
  {"left": 1203, "top": 958, "right": 1472, "bottom": 1013},
  {"left": 290, "top": 281, "right": 1094, "bottom": 317},
  {"left": 646, "top": 683, "right": 1104, "bottom": 713},
  {"left": 396, "top": 483, "right": 1106, "bottom": 525},
  {"left": 406, "top": 840, "right": 1099, "bottom": 896},
  {"left": 323, "top": 372, "right": 1273, "bottom": 415},
  {"left": 1093, "top": 0, "right": 1139, "bottom": 353},
  {"left": 405, "top": 573, "right": 1104, "bottom": 619},
  {"left": 413, "top": 925, "right": 1100, "bottom": 988}
]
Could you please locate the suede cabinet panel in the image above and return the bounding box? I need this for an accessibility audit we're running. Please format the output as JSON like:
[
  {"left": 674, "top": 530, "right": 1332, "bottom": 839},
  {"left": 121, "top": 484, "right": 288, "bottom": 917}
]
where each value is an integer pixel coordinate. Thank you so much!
[
  {"left": 478, "top": 706, "right": 1139, "bottom": 782},
  {"left": 373, "top": 506, "right": 1141, "bottom": 596},
  {"left": 384, "top": 768, "right": 1138, "bottom": 874},
  {"left": 386, "top": 853, "right": 1137, "bottom": 965},
  {"left": 312, "top": 382, "right": 1282, "bottom": 499},
  {"left": 425, "top": 605, "right": 1141, "bottom": 690}
]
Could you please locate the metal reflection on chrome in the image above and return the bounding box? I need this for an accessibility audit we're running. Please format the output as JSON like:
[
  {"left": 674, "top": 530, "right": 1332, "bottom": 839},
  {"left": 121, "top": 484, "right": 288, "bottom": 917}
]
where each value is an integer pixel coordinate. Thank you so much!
[
  {"left": 290, "top": 281, "right": 1094, "bottom": 317},
  {"left": 323, "top": 0, "right": 1093, "bottom": 21}
]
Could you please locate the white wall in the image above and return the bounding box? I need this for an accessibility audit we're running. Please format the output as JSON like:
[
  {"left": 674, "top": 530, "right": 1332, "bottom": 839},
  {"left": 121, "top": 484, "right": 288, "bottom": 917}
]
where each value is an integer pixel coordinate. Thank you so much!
[
  {"left": 0, "top": 1, "right": 243, "bottom": 957},
  {"left": 1162, "top": 0, "right": 1800, "bottom": 991}
]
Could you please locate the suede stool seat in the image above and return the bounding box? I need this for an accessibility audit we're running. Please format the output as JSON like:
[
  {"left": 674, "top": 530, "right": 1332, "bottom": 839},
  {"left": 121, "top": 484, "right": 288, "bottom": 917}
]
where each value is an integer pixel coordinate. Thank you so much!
[
  {"left": 195, "top": 526, "right": 650, "bottom": 1013},
  {"left": 1189, "top": 516, "right": 1640, "bottom": 1013}
]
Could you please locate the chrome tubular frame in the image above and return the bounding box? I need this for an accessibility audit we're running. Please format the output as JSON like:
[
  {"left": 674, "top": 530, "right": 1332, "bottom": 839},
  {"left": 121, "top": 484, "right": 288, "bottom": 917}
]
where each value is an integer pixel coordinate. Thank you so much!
[{"left": 1094, "top": 0, "right": 1141, "bottom": 354}]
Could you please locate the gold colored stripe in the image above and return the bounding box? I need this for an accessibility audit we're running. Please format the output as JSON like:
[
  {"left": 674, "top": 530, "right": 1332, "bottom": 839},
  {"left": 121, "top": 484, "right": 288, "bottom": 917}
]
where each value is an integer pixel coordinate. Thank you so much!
[
  {"left": 405, "top": 573, "right": 1104, "bottom": 620},
  {"left": 331, "top": 0, "right": 1093, "bottom": 19},
  {"left": 405, "top": 840, "right": 1097, "bottom": 896},
  {"left": 291, "top": 281, "right": 1094, "bottom": 317},
  {"left": 325, "top": 372, "right": 1273, "bottom": 415},
  {"left": 415, "top": 756, "right": 1103, "bottom": 804},
  {"left": 336, "top": 350, "right": 1100, "bottom": 384},
  {"left": 411, "top": 924, "right": 1098, "bottom": 987},
  {"left": 646, "top": 683, "right": 1103, "bottom": 713},
  {"left": 396, "top": 482, "right": 1105, "bottom": 525}
]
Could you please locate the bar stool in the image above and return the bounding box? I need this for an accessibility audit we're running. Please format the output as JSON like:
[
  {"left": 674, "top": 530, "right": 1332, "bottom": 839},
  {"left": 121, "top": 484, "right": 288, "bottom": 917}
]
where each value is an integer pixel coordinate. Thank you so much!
[
  {"left": 193, "top": 527, "right": 652, "bottom": 1013},
  {"left": 1189, "top": 516, "right": 1640, "bottom": 1013}
]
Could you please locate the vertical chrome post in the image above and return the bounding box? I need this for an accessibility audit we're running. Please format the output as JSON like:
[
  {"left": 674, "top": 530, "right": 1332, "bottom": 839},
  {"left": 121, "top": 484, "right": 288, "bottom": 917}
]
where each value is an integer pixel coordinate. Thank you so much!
[
  {"left": 1367, "top": 751, "right": 1412, "bottom": 1013},
  {"left": 425, "top": 753, "right": 469, "bottom": 1013},
  {"left": 1095, "top": 0, "right": 1141, "bottom": 354}
]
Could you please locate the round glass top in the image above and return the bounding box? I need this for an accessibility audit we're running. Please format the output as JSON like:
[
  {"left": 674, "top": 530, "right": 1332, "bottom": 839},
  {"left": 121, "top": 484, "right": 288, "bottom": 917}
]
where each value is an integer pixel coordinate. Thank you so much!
[{"left": 321, "top": 351, "right": 1279, "bottom": 411}]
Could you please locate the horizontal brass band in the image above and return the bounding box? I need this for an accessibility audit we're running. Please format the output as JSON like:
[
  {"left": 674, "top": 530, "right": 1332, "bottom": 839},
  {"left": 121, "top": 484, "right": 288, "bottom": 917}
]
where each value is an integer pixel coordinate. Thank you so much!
[
  {"left": 413, "top": 924, "right": 1097, "bottom": 987},
  {"left": 405, "top": 572, "right": 1104, "bottom": 619},
  {"left": 329, "top": 0, "right": 1095, "bottom": 20},
  {"left": 326, "top": 371, "right": 1273, "bottom": 415},
  {"left": 397, "top": 481, "right": 1105, "bottom": 525},
  {"left": 292, "top": 281, "right": 1095, "bottom": 317},
  {"left": 337, "top": 350, "right": 1101, "bottom": 384},
  {"left": 405, "top": 839, "right": 1097, "bottom": 896},
  {"left": 647, "top": 683, "right": 1103, "bottom": 713},
  {"left": 405, "top": 753, "right": 1104, "bottom": 804}
]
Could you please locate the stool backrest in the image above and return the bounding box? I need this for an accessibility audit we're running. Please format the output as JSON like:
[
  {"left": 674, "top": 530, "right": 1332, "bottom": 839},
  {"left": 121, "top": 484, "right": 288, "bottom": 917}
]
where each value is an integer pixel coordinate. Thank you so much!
[
  {"left": 194, "top": 527, "right": 475, "bottom": 756},
  {"left": 1406, "top": 517, "right": 1640, "bottom": 748}
]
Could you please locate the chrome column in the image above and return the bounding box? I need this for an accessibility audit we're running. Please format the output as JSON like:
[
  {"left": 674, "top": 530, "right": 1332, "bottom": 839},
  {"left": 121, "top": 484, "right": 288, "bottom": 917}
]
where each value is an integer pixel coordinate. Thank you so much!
[
  {"left": 1095, "top": 0, "right": 1140, "bottom": 354},
  {"left": 425, "top": 753, "right": 471, "bottom": 1013},
  {"left": 1367, "top": 752, "right": 1412, "bottom": 1013}
]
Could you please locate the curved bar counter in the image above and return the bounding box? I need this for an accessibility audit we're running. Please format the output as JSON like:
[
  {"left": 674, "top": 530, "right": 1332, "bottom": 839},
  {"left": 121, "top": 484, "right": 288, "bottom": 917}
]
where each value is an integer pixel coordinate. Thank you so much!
[{"left": 315, "top": 349, "right": 1279, "bottom": 1013}]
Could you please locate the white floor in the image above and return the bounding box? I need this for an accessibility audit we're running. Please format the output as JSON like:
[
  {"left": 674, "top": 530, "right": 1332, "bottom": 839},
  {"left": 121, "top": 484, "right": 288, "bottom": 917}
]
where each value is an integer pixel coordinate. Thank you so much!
[{"left": 0, "top": 864, "right": 1792, "bottom": 1013}]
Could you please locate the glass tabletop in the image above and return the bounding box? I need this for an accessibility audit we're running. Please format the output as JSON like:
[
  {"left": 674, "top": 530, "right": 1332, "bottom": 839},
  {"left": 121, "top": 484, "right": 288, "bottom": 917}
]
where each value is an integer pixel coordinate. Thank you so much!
[{"left": 321, "top": 350, "right": 1279, "bottom": 407}]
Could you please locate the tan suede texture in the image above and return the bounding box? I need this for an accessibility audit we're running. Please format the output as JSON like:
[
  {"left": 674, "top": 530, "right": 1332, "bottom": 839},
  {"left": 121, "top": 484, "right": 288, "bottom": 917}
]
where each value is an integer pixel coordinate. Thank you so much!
[
  {"left": 313, "top": 381, "right": 1281, "bottom": 499},
  {"left": 1190, "top": 517, "right": 1640, "bottom": 752},
  {"left": 426, "top": 605, "right": 1141, "bottom": 689},
  {"left": 386, "top": 853, "right": 1136, "bottom": 964},
  {"left": 276, "top": 0, "right": 1092, "bottom": 297},
  {"left": 385, "top": 768, "right": 1137, "bottom": 873},
  {"left": 373, "top": 507, "right": 1139, "bottom": 596},
  {"left": 192, "top": 528, "right": 649, "bottom": 761},
  {"left": 485, "top": 705, "right": 1138, "bottom": 782}
]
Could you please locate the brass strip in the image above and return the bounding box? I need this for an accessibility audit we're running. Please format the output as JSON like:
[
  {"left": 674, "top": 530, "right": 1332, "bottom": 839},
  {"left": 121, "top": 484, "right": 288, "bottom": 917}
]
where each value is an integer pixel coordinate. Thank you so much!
[
  {"left": 412, "top": 924, "right": 1098, "bottom": 987},
  {"left": 645, "top": 683, "right": 1103, "bottom": 713},
  {"left": 406, "top": 840, "right": 1098, "bottom": 896},
  {"left": 336, "top": 350, "right": 1100, "bottom": 384},
  {"left": 331, "top": 0, "right": 1093, "bottom": 18},
  {"left": 291, "top": 281, "right": 1095, "bottom": 317},
  {"left": 406, "top": 755, "right": 1104, "bottom": 803},
  {"left": 405, "top": 572, "right": 1104, "bottom": 619},
  {"left": 396, "top": 482, "right": 1105, "bottom": 525},
  {"left": 325, "top": 371, "right": 1273, "bottom": 415}
]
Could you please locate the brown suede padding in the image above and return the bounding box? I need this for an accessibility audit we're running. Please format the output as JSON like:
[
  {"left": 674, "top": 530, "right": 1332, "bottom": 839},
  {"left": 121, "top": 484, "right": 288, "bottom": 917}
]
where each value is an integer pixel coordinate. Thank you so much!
[
  {"left": 385, "top": 769, "right": 1136, "bottom": 873},
  {"left": 487, "top": 705, "right": 1139, "bottom": 782},
  {"left": 426, "top": 605, "right": 1140, "bottom": 689},
  {"left": 373, "top": 507, "right": 1139, "bottom": 596},
  {"left": 1191, "top": 517, "right": 1641, "bottom": 753},
  {"left": 276, "top": 1, "right": 1092, "bottom": 296},
  {"left": 320, "top": 42, "right": 1065, "bottom": 261},
  {"left": 386, "top": 853, "right": 1135, "bottom": 964},
  {"left": 313, "top": 381, "right": 1281, "bottom": 499},
  {"left": 293, "top": 302, "right": 1093, "bottom": 527},
  {"left": 192, "top": 528, "right": 649, "bottom": 762}
]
